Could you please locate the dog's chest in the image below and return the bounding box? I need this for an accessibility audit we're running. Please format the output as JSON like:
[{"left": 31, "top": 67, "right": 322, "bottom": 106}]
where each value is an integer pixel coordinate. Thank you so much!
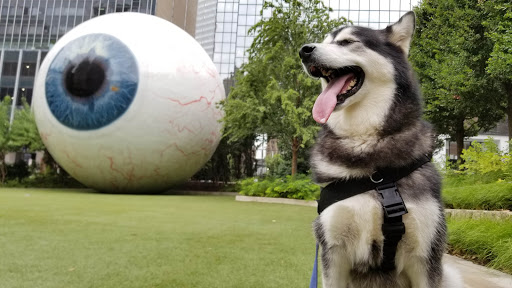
[
  {"left": 316, "top": 191, "right": 443, "bottom": 274},
  {"left": 318, "top": 193, "right": 384, "bottom": 252}
]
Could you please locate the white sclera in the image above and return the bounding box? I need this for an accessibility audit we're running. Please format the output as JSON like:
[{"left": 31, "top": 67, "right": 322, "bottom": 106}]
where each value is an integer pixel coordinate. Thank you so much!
[{"left": 33, "top": 13, "right": 224, "bottom": 193}]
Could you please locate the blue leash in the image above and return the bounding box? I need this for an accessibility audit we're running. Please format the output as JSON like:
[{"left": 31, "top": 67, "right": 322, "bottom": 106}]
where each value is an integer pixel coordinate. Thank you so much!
[{"left": 309, "top": 242, "right": 319, "bottom": 288}]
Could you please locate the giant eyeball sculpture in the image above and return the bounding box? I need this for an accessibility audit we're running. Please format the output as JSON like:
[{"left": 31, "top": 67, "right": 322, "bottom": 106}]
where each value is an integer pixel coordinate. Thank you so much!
[{"left": 33, "top": 13, "right": 224, "bottom": 193}]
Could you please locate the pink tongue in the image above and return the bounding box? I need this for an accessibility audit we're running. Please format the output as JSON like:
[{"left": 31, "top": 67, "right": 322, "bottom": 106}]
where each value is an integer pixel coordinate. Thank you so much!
[{"left": 312, "top": 74, "right": 353, "bottom": 124}]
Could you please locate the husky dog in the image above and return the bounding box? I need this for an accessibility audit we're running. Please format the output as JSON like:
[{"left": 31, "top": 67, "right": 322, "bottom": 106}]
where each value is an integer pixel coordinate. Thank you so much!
[{"left": 299, "top": 12, "right": 463, "bottom": 288}]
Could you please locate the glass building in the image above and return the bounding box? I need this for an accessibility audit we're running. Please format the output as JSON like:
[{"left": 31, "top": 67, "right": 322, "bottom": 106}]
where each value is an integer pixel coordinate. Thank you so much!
[
  {"left": 195, "top": 0, "right": 217, "bottom": 59},
  {"left": 0, "top": 0, "right": 201, "bottom": 123},
  {"left": 196, "top": 0, "right": 419, "bottom": 81},
  {"left": 0, "top": 0, "right": 157, "bottom": 123}
]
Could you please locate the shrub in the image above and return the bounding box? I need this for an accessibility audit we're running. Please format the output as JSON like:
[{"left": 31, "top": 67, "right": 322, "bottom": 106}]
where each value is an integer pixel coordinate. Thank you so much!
[
  {"left": 0, "top": 172, "right": 85, "bottom": 189},
  {"left": 458, "top": 138, "right": 510, "bottom": 181},
  {"left": 239, "top": 177, "right": 275, "bottom": 197},
  {"left": 239, "top": 175, "right": 320, "bottom": 200},
  {"left": 443, "top": 171, "right": 507, "bottom": 187},
  {"left": 443, "top": 182, "right": 512, "bottom": 210},
  {"left": 447, "top": 215, "right": 512, "bottom": 274},
  {"left": 264, "top": 154, "right": 287, "bottom": 178},
  {"left": 6, "top": 161, "right": 30, "bottom": 182}
]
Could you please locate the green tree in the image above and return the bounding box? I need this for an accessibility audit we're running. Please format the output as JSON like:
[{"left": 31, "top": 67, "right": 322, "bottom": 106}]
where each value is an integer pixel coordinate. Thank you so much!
[
  {"left": 410, "top": 0, "right": 504, "bottom": 160},
  {"left": 222, "top": 0, "right": 347, "bottom": 176},
  {"left": 8, "top": 98, "right": 45, "bottom": 153},
  {"left": 460, "top": 138, "right": 510, "bottom": 175},
  {"left": 192, "top": 136, "right": 255, "bottom": 182},
  {"left": 0, "top": 96, "right": 12, "bottom": 183},
  {"left": 0, "top": 96, "right": 45, "bottom": 183},
  {"left": 483, "top": 1, "right": 512, "bottom": 140}
]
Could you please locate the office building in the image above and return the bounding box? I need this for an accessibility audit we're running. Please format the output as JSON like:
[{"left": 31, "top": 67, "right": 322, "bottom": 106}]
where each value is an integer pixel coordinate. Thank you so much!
[
  {"left": 195, "top": 0, "right": 419, "bottom": 81},
  {"left": 195, "top": 0, "right": 217, "bottom": 59},
  {"left": 157, "top": 0, "right": 198, "bottom": 36},
  {"left": 0, "top": 0, "right": 197, "bottom": 122}
]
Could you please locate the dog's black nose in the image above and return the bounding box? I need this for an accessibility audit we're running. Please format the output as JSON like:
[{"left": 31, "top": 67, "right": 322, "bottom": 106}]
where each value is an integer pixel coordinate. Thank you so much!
[{"left": 299, "top": 44, "right": 316, "bottom": 60}]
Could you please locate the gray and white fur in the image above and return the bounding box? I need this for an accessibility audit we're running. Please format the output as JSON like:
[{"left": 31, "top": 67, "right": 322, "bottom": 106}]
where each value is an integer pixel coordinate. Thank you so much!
[{"left": 299, "top": 12, "right": 463, "bottom": 288}]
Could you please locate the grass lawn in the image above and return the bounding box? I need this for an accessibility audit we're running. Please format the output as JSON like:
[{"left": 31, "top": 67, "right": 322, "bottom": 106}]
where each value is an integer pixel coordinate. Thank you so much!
[
  {"left": 447, "top": 215, "right": 512, "bottom": 274},
  {"left": 0, "top": 189, "right": 318, "bottom": 288},
  {"left": 442, "top": 181, "right": 512, "bottom": 211}
]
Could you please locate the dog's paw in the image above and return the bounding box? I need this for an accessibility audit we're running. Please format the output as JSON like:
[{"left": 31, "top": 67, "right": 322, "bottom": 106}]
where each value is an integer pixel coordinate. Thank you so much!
[{"left": 317, "top": 193, "right": 384, "bottom": 268}]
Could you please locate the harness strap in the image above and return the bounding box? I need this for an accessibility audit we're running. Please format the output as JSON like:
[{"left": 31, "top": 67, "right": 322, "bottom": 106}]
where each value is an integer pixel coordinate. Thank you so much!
[
  {"left": 317, "top": 154, "right": 431, "bottom": 214},
  {"left": 310, "top": 155, "right": 430, "bottom": 286},
  {"left": 381, "top": 216, "right": 405, "bottom": 271},
  {"left": 377, "top": 182, "right": 408, "bottom": 271}
]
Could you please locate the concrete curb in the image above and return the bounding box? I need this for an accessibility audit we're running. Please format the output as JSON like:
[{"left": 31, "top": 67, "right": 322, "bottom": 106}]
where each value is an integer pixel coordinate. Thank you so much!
[
  {"left": 235, "top": 195, "right": 317, "bottom": 207},
  {"left": 165, "top": 190, "right": 239, "bottom": 196},
  {"left": 445, "top": 209, "right": 511, "bottom": 220}
]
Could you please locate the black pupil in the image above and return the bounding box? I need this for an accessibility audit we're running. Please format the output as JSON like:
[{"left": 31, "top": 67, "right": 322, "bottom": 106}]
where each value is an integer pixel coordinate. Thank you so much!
[{"left": 65, "top": 59, "right": 105, "bottom": 97}]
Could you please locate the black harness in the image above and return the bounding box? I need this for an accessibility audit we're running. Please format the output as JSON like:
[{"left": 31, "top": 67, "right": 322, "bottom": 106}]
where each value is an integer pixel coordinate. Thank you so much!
[{"left": 317, "top": 154, "right": 431, "bottom": 272}]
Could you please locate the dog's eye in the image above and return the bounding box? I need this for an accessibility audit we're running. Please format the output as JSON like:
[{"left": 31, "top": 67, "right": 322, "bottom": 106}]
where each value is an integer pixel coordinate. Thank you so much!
[{"left": 337, "top": 39, "right": 355, "bottom": 46}]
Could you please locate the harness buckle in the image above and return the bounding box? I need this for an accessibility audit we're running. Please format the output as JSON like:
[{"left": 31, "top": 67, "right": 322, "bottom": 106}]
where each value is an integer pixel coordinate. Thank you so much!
[
  {"left": 376, "top": 183, "right": 408, "bottom": 218},
  {"left": 381, "top": 222, "right": 406, "bottom": 238}
]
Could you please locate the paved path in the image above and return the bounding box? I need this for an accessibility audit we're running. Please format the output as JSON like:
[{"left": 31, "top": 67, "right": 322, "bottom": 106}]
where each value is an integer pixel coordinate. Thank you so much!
[{"left": 444, "top": 254, "right": 512, "bottom": 288}]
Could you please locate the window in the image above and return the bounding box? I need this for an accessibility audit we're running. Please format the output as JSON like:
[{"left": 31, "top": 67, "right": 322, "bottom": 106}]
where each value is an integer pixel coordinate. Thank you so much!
[
  {"left": 0, "top": 88, "right": 15, "bottom": 99},
  {"left": 360, "top": 0, "right": 370, "bottom": 10},
  {"left": 380, "top": 11, "right": 390, "bottom": 22},
  {"left": 238, "top": 15, "right": 246, "bottom": 25},
  {"left": 248, "top": 4, "right": 256, "bottom": 15},
  {"left": 222, "top": 43, "right": 230, "bottom": 52},
  {"left": 350, "top": 0, "right": 360, "bottom": 10},
  {"left": 20, "top": 64, "right": 36, "bottom": 77},
  {"left": 235, "top": 58, "right": 243, "bottom": 67},
  {"left": 236, "top": 47, "right": 245, "bottom": 57},
  {"left": 225, "top": 3, "right": 234, "bottom": 13},
  {"left": 2, "top": 63, "right": 18, "bottom": 77},
  {"left": 390, "top": 1, "right": 400, "bottom": 10},
  {"left": 17, "top": 88, "right": 33, "bottom": 105},
  {"left": 330, "top": 1, "right": 340, "bottom": 10},
  {"left": 370, "top": 11, "right": 380, "bottom": 22},
  {"left": 360, "top": 11, "right": 369, "bottom": 22},
  {"left": 239, "top": 5, "right": 247, "bottom": 14},
  {"left": 262, "top": 7, "right": 271, "bottom": 18},
  {"left": 390, "top": 11, "right": 400, "bottom": 21},
  {"left": 401, "top": 1, "right": 411, "bottom": 10},
  {"left": 247, "top": 15, "right": 255, "bottom": 26},
  {"left": 21, "top": 51, "right": 38, "bottom": 77}
]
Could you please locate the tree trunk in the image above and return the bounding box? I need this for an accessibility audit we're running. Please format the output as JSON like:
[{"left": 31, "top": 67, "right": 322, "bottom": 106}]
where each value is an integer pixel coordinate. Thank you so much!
[
  {"left": 233, "top": 154, "right": 241, "bottom": 179},
  {"left": 244, "top": 147, "right": 255, "bottom": 177},
  {"left": 505, "top": 82, "right": 512, "bottom": 145},
  {"left": 0, "top": 152, "right": 5, "bottom": 184},
  {"left": 291, "top": 137, "right": 299, "bottom": 177},
  {"left": 455, "top": 118, "right": 465, "bottom": 164}
]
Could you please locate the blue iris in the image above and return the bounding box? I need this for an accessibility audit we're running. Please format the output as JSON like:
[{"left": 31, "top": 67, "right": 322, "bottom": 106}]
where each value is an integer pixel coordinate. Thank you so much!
[{"left": 45, "top": 33, "right": 138, "bottom": 130}]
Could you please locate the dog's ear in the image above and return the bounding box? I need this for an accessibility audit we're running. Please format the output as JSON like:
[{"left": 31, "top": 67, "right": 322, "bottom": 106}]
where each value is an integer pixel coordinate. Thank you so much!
[{"left": 386, "top": 11, "right": 415, "bottom": 55}]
